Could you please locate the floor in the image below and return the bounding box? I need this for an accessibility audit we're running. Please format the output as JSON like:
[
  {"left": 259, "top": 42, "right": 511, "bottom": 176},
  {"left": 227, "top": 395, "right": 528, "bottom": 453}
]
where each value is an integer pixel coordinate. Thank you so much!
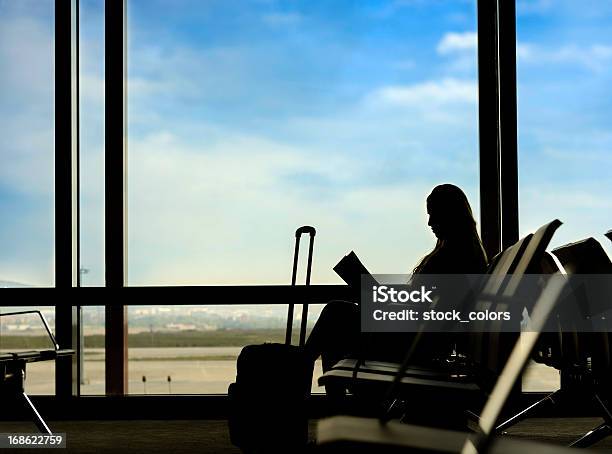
[{"left": 1, "top": 418, "right": 612, "bottom": 453}]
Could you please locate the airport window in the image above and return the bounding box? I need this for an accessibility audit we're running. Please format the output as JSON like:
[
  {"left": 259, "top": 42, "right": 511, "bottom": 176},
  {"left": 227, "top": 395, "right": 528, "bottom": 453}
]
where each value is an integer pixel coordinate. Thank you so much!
[
  {"left": 6, "top": 2, "right": 612, "bottom": 451},
  {"left": 118, "top": 0, "right": 481, "bottom": 395},
  {"left": 516, "top": 1, "right": 612, "bottom": 392},
  {"left": 80, "top": 306, "right": 106, "bottom": 395},
  {"left": 126, "top": 0, "right": 481, "bottom": 286},
  {"left": 0, "top": 0, "right": 60, "bottom": 399},
  {"left": 126, "top": 304, "right": 324, "bottom": 394},
  {"left": 3, "top": 0, "right": 597, "bottom": 405},
  {"left": 516, "top": 0, "right": 612, "bottom": 255},
  {"left": 80, "top": 0, "right": 106, "bottom": 287},
  {"left": 0, "top": 1, "right": 55, "bottom": 287}
]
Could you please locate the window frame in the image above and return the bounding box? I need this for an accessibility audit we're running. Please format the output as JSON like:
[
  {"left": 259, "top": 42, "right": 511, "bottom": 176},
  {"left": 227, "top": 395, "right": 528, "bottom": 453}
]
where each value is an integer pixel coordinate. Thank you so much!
[{"left": 33, "top": 0, "right": 520, "bottom": 399}]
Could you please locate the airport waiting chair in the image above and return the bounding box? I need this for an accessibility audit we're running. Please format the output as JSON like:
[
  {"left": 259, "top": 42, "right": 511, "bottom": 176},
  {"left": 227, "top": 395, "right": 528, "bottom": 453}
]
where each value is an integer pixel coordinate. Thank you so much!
[
  {"left": 556, "top": 238, "right": 612, "bottom": 447},
  {"left": 495, "top": 237, "right": 612, "bottom": 446},
  {"left": 318, "top": 220, "right": 562, "bottom": 427},
  {"left": 317, "top": 272, "right": 572, "bottom": 454},
  {"left": 0, "top": 310, "right": 74, "bottom": 434}
]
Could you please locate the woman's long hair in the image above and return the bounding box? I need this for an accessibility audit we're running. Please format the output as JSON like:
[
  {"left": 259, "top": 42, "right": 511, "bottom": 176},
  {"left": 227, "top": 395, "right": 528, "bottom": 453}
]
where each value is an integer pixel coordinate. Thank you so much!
[{"left": 413, "top": 184, "right": 487, "bottom": 274}]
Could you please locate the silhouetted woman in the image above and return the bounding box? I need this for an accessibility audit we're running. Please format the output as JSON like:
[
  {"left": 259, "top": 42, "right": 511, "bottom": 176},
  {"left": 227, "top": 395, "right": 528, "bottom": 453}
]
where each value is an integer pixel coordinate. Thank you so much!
[{"left": 304, "top": 183, "right": 488, "bottom": 374}]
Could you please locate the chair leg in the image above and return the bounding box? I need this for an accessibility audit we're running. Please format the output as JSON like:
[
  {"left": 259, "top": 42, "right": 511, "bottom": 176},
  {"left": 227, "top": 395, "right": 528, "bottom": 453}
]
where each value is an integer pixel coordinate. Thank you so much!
[
  {"left": 381, "top": 398, "right": 406, "bottom": 423},
  {"left": 594, "top": 393, "right": 612, "bottom": 426},
  {"left": 568, "top": 392, "right": 612, "bottom": 448},
  {"left": 495, "top": 389, "right": 562, "bottom": 433},
  {"left": 569, "top": 422, "right": 612, "bottom": 448},
  {"left": 19, "top": 392, "right": 52, "bottom": 434}
]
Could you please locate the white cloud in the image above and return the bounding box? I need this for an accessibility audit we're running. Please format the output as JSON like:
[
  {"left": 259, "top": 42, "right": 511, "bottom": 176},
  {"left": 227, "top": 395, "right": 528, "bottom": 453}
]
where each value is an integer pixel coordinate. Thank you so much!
[
  {"left": 0, "top": 10, "right": 54, "bottom": 197},
  {"left": 516, "top": 43, "right": 532, "bottom": 60},
  {"left": 81, "top": 73, "right": 105, "bottom": 105},
  {"left": 125, "top": 131, "right": 437, "bottom": 284},
  {"left": 0, "top": 2, "right": 89, "bottom": 285},
  {"left": 517, "top": 42, "right": 612, "bottom": 72},
  {"left": 371, "top": 78, "right": 477, "bottom": 106},
  {"left": 542, "top": 147, "right": 612, "bottom": 163},
  {"left": 126, "top": 43, "right": 258, "bottom": 105},
  {"left": 437, "top": 31, "right": 477, "bottom": 55},
  {"left": 520, "top": 183, "right": 612, "bottom": 250},
  {"left": 0, "top": 15, "right": 53, "bottom": 100},
  {"left": 435, "top": 31, "right": 478, "bottom": 74},
  {"left": 516, "top": 0, "right": 554, "bottom": 15},
  {"left": 128, "top": 76, "right": 177, "bottom": 98},
  {"left": 375, "top": 0, "right": 458, "bottom": 17}
]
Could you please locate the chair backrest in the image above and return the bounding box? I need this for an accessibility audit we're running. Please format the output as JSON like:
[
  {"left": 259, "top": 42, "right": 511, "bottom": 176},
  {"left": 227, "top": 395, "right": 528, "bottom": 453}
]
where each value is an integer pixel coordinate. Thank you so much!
[
  {"left": 529, "top": 252, "right": 567, "bottom": 368},
  {"left": 553, "top": 237, "right": 612, "bottom": 275},
  {"left": 540, "top": 250, "right": 561, "bottom": 274},
  {"left": 469, "top": 220, "right": 562, "bottom": 380},
  {"left": 481, "top": 234, "right": 532, "bottom": 297},
  {"left": 553, "top": 238, "right": 612, "bottom": 318},
  {"left": 465, "top": 235, "right": 531, "bottom": 379},
  {"left": 503, "top": 219, "right": 563, "bottom": 298},
  {"left": 553, "top": 237, "right": 612, "bottom": 376},
  {"left": 461, "top": 276, "right": 567, "bottom": 454}
]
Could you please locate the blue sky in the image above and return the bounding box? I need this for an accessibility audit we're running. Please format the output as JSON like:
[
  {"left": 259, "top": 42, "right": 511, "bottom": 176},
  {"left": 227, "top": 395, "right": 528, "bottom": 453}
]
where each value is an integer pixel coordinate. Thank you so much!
[{"left": 0, "top": 0, "right": 610, "bottom": 286}]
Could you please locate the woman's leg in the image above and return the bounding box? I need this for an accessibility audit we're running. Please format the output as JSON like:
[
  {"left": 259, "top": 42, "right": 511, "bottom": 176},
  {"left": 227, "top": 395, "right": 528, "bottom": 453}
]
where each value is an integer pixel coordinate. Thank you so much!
[
  {"left": 304, "top": 301, "right": 360, "bottom": 403},
  {"left": 304, "top": 300, "right": 360, "bottom": 371}
]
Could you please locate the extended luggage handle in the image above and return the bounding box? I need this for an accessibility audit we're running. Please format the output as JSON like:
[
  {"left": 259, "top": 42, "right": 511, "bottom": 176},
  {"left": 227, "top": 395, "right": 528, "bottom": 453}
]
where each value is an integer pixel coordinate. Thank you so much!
[
  {"left": 286, "top": 226, "right": 316, "bottom": 346},
  {"left": 295, "top": 226, "right": 316, "bottom": 237}
]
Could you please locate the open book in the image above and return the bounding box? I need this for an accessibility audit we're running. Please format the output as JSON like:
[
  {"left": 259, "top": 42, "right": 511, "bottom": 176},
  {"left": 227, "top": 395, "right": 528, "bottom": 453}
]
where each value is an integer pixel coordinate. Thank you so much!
[{"left": 333, "top": 251, "right": 377, "bottom": 291}]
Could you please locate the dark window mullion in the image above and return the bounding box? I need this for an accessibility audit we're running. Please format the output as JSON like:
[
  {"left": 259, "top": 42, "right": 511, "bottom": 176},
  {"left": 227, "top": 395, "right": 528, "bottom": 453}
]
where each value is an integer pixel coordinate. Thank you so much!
[
  {"left": 54, "top": 0, "right": 79, "bottom": 397},
  {"left": 105, "top": 0, "right": 128, "bottom": 396},
  {"left": 477, "top": 0, "right": 502, "bottom": 260},
  {"left": 497, "top": 0, "right": 519, "bottom": 248}
]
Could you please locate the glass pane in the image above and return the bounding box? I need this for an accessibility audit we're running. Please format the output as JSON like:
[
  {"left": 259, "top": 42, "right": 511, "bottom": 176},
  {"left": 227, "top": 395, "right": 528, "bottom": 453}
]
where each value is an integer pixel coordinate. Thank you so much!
[
  {"left": 517, "top": 1, "right": 612, "bottom": 254},
  {"left": 522, "top": 360, "right": 560, "bottom": 393},
  {"left": 127, "top": 305, "right": 324, "bottom": 394},
  {"left": 79, "top": 0, "right": 105, "bottom": 286},
  {"left": 0, "top": 1, "right": 54, "bottom": 286},
  {"left": 126, "top": 0, "right": 480, "bottom": 285},
  {"left": 81, "top": 306, "right": 105, "bottom": 395},
  {"left": 516, "top": 1, "right": 612, "bottom": 392},
  {"left": 0, "top": 307, "right": 56, "bottom": 395}
]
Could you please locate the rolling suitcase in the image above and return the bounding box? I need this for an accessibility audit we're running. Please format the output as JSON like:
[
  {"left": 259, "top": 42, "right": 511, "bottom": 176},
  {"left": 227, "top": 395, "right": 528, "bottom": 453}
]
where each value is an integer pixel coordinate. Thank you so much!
[{"left": 228, "top": 226, "right": 317, "bottom": 453}]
